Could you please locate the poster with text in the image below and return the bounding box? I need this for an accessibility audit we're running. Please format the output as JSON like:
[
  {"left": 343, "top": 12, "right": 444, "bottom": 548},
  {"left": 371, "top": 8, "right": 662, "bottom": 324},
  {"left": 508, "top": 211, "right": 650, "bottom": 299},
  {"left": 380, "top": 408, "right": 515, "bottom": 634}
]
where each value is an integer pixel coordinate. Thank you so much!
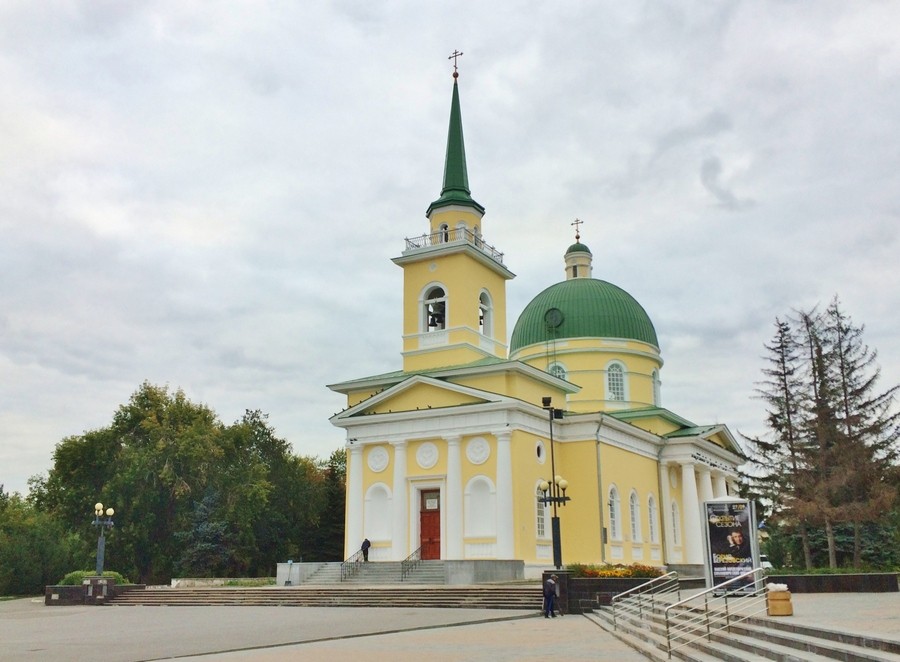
[{"left": 705, "top": 500, "right": 755, "bottom": 589}]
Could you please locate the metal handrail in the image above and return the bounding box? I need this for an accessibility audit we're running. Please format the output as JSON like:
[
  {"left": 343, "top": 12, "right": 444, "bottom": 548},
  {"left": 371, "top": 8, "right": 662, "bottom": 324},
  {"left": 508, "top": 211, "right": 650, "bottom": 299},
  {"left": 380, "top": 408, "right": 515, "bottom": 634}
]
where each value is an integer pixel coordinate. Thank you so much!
[
  {"left": 611, "top": 571, "right": 680, "bottom": 631},
  {"left": 404, "top": 228, "right": 505, "bottom": 265},
  {"left": 400, "top": 546, "right": 422, "bottom": 582},
  {"left": 664, "top": 568, "right": 767, "bottom": 659},
  {"left": 340, "top": 549, "right": 365, "bottom": 582}
]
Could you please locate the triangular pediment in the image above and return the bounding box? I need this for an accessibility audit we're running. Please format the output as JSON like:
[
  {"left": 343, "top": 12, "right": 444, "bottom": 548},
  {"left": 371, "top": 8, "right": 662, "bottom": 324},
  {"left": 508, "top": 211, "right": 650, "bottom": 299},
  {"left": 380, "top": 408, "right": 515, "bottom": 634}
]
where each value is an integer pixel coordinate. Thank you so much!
[{"left": 330, "top": 374, "right": 503, "bottom": 421}]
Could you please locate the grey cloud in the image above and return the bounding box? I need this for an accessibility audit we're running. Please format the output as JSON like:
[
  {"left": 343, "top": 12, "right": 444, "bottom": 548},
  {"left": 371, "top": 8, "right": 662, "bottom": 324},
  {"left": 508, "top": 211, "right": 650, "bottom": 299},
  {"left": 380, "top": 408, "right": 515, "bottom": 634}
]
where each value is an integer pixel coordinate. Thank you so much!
[{"left": 700, "top": 156, "right": 754, "bottom": 210}]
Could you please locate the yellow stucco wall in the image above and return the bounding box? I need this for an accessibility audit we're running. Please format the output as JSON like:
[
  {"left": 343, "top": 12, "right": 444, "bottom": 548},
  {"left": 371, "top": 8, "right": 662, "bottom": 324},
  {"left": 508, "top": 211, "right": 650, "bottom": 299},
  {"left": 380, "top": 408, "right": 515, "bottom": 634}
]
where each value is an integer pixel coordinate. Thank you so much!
[{"left": 599, "top": 444, "right": 666, "bottom": 565}]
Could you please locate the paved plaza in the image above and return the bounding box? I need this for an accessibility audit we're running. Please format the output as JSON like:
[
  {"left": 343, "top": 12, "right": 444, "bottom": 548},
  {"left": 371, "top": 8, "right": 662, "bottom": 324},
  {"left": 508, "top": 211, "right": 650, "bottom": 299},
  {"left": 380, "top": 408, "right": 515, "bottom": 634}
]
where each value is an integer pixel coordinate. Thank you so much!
[{"left": 1, "top": 592, "right": 898, "bottom": 661}]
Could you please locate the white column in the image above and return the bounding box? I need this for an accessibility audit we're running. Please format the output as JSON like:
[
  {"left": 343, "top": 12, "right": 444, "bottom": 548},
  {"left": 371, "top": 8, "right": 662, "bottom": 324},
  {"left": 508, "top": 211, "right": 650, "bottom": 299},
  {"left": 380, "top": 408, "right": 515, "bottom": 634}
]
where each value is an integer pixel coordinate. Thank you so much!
[
  {"left": 680, "top": 462, "right": 703, "bottom": 564},
  {"left": 346, "top": 444, "right": 364, "bottom": 559},
  {"left": 727, "top": 479, "right": 740, "bottom": 496},
  {"left": 391, "top": 440, "right": 408, "bottom": 560},
  {"left": 697, "top": 466, "right": 714, "bottom": 505},
  {"left": 495, "top": 431, "right": 514, "bottom": 559},
  {"left": 712, "top": 473, "right": 728, "bottom": 498},
  {"left": 445, "top": 436, "right": 463, "bottom": 559},
  {"left": 658, "top": 463, "right": 673, "bottom": 561}
]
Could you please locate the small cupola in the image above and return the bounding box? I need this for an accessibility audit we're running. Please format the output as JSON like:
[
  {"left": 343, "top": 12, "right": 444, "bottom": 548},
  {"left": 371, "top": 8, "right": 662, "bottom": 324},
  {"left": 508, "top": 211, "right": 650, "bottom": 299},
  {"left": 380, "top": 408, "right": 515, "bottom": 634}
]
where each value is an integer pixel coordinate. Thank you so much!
[{"left": 564, "top": 220, "right": 593, "bottom": 279}]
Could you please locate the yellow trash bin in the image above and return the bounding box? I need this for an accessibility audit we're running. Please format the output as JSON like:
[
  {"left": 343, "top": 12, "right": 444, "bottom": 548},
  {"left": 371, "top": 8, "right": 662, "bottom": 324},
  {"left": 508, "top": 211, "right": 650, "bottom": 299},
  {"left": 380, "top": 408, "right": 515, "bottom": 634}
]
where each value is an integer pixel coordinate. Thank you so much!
[{"left": 766, "top": 589, "right": 793, "bottom": 616}]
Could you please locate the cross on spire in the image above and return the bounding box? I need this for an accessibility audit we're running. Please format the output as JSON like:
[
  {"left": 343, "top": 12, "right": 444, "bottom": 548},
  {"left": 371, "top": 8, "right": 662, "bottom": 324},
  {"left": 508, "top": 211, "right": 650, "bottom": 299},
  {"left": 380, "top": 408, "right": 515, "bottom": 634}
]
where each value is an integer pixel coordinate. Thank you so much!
[
  {"left": 448, "top": 50, "right": 464, "bottom": 78},
  {"left": 571, "top": 218, "right": 583, "bottom": 241}
]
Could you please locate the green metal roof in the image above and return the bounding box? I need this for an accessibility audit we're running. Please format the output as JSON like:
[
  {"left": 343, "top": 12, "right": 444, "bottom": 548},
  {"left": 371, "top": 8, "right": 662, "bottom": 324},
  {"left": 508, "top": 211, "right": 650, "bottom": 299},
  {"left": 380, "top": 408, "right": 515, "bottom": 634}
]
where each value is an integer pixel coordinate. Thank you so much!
[
  {"left": 509, "top": 278, "right": 659, "bottom": 352},
  {"left": 426, "top": 76, "right": 484, "bottom": 216},
  {"left": 566, "top": 241, "right": 592, "bottom": 255}
]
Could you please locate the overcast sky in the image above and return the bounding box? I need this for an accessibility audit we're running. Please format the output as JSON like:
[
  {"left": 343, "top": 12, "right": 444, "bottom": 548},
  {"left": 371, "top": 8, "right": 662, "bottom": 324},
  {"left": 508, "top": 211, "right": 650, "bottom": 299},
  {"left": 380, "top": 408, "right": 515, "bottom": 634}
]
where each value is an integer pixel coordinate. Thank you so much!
[{"left": 3, "top": 1, "right": 899, "bottom": 496}]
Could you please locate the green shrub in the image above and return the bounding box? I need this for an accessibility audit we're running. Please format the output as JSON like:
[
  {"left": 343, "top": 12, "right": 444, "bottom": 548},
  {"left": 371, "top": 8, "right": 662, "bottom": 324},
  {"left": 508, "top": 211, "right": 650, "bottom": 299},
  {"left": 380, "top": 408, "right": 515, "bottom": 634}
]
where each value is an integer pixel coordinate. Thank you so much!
[{"left": 58, "top": 570, "right": 129, "bottom": 586}]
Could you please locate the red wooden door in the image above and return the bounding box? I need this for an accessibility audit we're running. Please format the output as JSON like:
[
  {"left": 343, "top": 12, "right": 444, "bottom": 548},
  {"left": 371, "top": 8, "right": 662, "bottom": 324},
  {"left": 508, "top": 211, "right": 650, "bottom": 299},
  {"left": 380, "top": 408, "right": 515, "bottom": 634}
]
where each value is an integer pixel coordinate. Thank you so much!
[{"left": 420, "top": 490, "right": 441, "bottom": 560}]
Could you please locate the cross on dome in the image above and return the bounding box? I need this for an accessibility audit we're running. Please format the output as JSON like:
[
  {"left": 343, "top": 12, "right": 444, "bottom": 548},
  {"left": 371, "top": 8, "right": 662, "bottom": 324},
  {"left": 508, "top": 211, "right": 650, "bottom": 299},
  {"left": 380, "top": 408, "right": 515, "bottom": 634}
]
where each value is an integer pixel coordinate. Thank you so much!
[
  {"left": 571, "top": 218, "right": 583, "bottom": 241},
  {"left": 448, "top": 50, "right": 463, "bottom": 78}
]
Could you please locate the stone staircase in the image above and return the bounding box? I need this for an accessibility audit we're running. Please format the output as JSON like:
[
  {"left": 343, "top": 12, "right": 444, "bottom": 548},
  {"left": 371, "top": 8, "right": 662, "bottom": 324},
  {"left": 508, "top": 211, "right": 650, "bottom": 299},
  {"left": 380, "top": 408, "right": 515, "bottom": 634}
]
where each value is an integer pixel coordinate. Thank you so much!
[
  {"left": 341, "top": 560, "right": 446, "bottom": 584},
  {"left": 586, "top": 599, "right": 900, "bottom": 661},
  {"left": 108, "top": 583, "right": 541, "bottom": 610}
]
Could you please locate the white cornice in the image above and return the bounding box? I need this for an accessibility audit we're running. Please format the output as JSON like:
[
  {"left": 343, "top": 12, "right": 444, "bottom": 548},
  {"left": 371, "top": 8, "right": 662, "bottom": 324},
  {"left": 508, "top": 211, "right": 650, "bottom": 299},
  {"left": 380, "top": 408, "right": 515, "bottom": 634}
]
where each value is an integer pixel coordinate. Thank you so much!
[
  {"left": 392, "top": 242, "right": 516, "bottom": 280},
  {"left": 328, "top": 359, "right": 579, "bottom": 396}
]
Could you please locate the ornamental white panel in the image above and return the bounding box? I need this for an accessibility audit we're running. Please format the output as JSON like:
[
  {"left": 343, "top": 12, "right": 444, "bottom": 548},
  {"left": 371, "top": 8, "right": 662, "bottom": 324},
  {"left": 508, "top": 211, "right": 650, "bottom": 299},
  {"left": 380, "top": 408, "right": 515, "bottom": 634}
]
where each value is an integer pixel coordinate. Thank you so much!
[
  {"left": 416, "top": 442, "right": 439, "bottom": 469},
  {"left": 651, "top": 548, "right": 662, "bottom": 561},
  {"left": 367, "top": 446, "right": 389, "bottom": 473},
  {"left": 536, "top": 544, "right": 552, "bottom": 559},
  {"left": 610, "top": 545, "right": 624, "bottom": 560},
  {"left": 631, "top": 546, "right": 644, "bottom": 560},
  {"left": 466, "top": 437, "right": 490, "bottom": 465}
]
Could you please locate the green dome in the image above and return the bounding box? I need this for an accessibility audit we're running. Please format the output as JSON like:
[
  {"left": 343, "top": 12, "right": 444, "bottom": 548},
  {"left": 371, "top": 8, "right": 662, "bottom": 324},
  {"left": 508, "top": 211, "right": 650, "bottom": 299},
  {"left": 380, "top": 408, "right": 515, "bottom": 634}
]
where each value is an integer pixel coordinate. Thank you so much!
[
  {"left": 566, "top": 242, "right": 592, "bottom": 255},
  {"left": 510, "top": 279, "right": 659, "bottom": 353}
]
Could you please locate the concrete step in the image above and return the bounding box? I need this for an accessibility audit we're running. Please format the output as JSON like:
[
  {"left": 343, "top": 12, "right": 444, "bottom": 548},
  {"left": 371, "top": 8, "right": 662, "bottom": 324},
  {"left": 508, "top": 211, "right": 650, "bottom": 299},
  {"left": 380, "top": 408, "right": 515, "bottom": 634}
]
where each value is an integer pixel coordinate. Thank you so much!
[
  {"left": 109, "top": 585, "right": 541, "bottom": 610},
  {"left": 590, "top": 600, "right": 900, "bottom": 662}
]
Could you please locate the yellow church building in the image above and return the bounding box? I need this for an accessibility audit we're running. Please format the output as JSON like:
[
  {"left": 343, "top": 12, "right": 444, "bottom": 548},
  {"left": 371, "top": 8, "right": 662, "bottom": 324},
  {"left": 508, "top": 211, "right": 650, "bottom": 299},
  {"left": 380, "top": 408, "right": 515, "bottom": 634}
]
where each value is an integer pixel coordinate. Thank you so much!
[{"left": 328, "top": 68, "right": 743, "bottom": 576}]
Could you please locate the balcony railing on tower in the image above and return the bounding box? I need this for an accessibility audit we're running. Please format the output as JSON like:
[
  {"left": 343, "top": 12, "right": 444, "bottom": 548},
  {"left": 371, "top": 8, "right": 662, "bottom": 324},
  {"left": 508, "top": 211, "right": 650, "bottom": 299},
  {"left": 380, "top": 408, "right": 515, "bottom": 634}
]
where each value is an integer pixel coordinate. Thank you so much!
[{"left": 404, "top": 227, "right": 505, "bottom": 265}]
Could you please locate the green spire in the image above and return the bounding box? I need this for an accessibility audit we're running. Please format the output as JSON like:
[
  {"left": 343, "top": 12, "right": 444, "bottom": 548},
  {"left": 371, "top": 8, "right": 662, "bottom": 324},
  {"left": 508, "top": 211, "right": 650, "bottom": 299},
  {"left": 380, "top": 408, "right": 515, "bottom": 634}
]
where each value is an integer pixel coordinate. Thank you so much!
[{"left": 427, "top": 74, "right": 485, "bottom": 216}]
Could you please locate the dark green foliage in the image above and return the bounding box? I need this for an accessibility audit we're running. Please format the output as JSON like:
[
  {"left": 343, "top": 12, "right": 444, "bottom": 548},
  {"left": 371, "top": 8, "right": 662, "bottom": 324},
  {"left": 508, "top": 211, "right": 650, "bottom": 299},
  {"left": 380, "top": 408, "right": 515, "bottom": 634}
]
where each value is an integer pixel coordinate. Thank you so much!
[
  {"left": 773, "top": 521, "right": 900, "bottom": 570},
  {"left": 26, "top": 382, "right": 346, "bottom": 587},
  {"left": 174, "top": 492, "right": 232, "bottom": 577},
  {"left": 0, "top": 490, "right": 90, "bottom": 595}
]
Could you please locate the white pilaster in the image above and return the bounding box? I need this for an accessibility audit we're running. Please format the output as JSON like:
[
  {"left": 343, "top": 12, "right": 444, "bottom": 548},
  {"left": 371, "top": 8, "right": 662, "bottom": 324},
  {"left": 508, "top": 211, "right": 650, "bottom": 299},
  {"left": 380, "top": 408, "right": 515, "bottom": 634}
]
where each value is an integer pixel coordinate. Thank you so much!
[
  {"left": 712, "top": 473, "right": 728, "bottom": 498},
  {"left": 658, "top": 462, "right": 673, "bottom": 561},
  {"left": 347, "top": 444, "right": 364, "bottom": 558},
  {"left": 680, "top": 462, "right": 703, "bottom": 564},
  {"left": 697, "top": 466, "right": 714, "bottom": 505},
  {"left": 445, "top": 436, "right": 463, "bottom": 559},
  {"left": 391, "top": 440, "right": 408, "bottom": 560},
  {"left": 495, "top": 431, "right": 514, "bottom": 559}
]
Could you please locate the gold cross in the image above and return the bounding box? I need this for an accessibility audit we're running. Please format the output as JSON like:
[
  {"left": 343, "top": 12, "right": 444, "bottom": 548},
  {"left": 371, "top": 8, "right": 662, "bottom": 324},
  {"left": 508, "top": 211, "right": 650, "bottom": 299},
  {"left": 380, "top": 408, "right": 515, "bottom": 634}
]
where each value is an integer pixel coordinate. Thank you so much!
[
  {"left": 448, "top": 50, "right": 464, "bottom": 73},
  {"left": 571, "top": 218, "right": 583, "bottom": 241}
]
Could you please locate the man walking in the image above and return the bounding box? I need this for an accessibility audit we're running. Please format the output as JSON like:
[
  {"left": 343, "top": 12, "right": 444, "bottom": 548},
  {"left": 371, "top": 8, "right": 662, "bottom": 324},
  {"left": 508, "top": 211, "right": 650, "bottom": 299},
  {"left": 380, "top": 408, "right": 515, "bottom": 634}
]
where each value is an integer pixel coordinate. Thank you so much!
[{"left": 361, "top": 538, "right": 371, "bottom": 562}]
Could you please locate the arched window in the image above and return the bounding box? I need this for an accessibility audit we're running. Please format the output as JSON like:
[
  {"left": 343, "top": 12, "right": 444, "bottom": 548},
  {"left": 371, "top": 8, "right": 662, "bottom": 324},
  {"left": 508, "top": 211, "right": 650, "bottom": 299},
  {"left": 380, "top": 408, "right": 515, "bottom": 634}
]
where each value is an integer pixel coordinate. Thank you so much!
[
  {"left": 548, "top": 362, "right": 567, "bottom": 381},
  {"left": 439, "top": 223, "right": 449, "bottom": 243},
  {"left": 535, "top": 482, "right": 550, "bottom": 539},
  {"left": 671, "top": 501, "right": 681, "bottom": 546},
  {"left": 607, "top": 362, "right": 626, "bottom": 401},
  {"left": 479, "top": 290, "right": 493, "bottom": 336},
  {"left": 423, "top": 286, "right": 446, "bottom": 331},
  {"left": 629, "top": 490, "right": 642, "bottom": 542},
  {"left": 364, "top": 483, "right": 392, "bottom": 541},
  {"left": 652, "top": 369, "right": 661, "bottom": 406},
  {"left": 608, "top": 485, "right": 621, "bottom": 541},
  {"left": 464, "top": 476, "right": 496, "bottom": 537},
  {"left": 648, "top": 494, "right": 659, "bottom": 544}
]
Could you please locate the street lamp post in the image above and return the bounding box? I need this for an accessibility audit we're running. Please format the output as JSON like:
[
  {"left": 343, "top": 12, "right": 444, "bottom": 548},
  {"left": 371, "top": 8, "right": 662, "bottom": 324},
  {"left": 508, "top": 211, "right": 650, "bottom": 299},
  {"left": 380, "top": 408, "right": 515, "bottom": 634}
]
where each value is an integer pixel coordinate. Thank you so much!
[
  {"left": 537, "top": 396, "right": 570, "bottom": 570},
  {"left": 92, "top": 502, "right": 115, "bottom": 576}
]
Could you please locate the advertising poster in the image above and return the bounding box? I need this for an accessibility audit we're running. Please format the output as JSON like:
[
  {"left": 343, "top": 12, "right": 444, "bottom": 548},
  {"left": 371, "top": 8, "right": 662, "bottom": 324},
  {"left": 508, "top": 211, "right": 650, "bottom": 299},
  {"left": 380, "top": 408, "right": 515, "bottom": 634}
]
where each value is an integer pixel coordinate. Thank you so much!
[{"left": 704, "top": 499, "right": 755, "bottom": 589}]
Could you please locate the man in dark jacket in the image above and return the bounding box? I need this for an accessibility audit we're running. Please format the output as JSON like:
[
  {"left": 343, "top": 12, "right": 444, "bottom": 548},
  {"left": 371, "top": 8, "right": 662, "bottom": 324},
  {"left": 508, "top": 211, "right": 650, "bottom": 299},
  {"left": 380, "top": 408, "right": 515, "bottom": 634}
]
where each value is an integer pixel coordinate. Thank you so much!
[
  {"left": 361, "top": 538, "right": 371, "bottom": 562},
  {"left": 543, "top": 574, "right": 558, "bottom": 618}
]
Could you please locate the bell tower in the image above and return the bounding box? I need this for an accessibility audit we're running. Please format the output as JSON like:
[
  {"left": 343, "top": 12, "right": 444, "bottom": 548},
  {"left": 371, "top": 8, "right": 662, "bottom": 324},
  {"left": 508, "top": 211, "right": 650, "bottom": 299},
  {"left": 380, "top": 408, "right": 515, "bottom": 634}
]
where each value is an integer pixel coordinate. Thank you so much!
[{"left": 392, "top": 56, "right": 515, "bottom": 373}]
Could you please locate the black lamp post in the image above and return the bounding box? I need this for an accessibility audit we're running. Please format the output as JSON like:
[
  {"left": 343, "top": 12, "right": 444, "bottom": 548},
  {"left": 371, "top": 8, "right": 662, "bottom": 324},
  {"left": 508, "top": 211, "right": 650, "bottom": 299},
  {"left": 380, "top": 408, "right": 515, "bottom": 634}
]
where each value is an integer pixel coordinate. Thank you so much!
[
  {"left": 537, "top": 396, "right": 570, "bottom": 569},
  {"left": 92, "top": 502, "right": 115, "bottom": 576}
]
